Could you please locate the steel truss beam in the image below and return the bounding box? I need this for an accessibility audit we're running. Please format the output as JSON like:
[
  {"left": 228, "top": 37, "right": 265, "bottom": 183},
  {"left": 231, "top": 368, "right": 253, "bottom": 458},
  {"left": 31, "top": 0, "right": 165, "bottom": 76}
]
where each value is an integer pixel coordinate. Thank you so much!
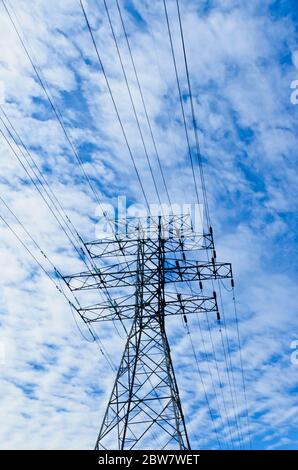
[
  {"left": 78, "top": 293, "right": 218, "bottom": 323},
  {"left": 64, "top": 260, "right": 232, "bottom": 291}
]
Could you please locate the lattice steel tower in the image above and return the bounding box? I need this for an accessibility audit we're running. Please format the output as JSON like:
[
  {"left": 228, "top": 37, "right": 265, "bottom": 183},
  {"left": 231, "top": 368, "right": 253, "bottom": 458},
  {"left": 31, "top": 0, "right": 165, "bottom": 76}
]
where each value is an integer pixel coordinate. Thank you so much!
[{"left": 64, "top": 215, "right": 232, "bottom": 450}]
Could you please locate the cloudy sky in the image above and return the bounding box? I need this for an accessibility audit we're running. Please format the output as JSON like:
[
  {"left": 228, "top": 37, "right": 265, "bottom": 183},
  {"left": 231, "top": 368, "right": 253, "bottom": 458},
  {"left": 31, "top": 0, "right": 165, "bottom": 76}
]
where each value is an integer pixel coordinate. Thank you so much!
[{"left": 0, "top": 0, "right": 297, "bottom": 450}]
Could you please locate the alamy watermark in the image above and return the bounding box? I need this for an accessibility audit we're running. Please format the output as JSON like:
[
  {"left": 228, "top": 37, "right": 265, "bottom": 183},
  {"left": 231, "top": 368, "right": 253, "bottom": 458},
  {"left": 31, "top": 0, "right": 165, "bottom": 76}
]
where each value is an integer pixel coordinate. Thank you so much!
[{"left": 94, "top": 196, "right": 204, "bottom": 240}]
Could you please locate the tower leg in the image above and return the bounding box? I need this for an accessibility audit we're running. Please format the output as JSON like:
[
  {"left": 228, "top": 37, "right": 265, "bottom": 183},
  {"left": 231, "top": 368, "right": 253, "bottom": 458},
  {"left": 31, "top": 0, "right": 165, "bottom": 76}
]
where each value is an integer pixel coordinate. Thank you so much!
[{"left": 95, "top": 314, "right": 190, "bottom": 450}]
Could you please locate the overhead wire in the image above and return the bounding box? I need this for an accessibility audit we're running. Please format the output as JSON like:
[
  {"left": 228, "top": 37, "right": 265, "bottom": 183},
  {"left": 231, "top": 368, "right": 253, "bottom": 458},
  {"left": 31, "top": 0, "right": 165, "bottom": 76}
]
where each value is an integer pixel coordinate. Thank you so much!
[
  {"left": 174, "top": 0, "right": 211, "bottom": 228},
  {"left": 3, "top": 3, "right": 198, "bottom": 444},
  {"left": 0, "top": 196, "right": 117, "bottom": 372},
  {"left": 0, "top": 125, "right": 89, "bottom": 265},
  {"left": 114, "top": 0, "right": 171, "bottom": 206},
  {"left": 197, "top": 284, "right": 237, "bottom": 448},
  {"left": 0, "top": 105, "right": 130, "bottom": 342},
  {"left": 217, "top": 281, "right": 245, "bottom": 447},
  {"left": 162, "top": 0, "right": 238, "bottom": 447},
  {"left": 0, "top": 204, "right": 75, "bottom": 308},
  {"left": 80, "top": 1, "right": 247, "bottom": 448},
  {"left": 175, "top": 0, "right": 250, "bottom": 447},
  {"left": 101, "top": 0, "right": 162, "bottom": 207},
  {"left": 163, "top": 0, "right": 247, "bottom": 447},
  {"left": 162, "top": 0, "right": 203, "bottom": 228},
  {"left": 1, "top": 0, "right": 139, "bottom": 343},
  {"left": 0, "top": 105, "right": 87, "bottom": 250},
  {"left": 79, "top": 0, "right": 150, "bottom": 210},
  {"left": 183, "top": 320, "right": 221, "bottom": 449},
  {"left": 232, "top": 283, "right": 252, "bottom": 449},
  {"left": 1, "top": 0, "right": 106, "bottom": 213}
]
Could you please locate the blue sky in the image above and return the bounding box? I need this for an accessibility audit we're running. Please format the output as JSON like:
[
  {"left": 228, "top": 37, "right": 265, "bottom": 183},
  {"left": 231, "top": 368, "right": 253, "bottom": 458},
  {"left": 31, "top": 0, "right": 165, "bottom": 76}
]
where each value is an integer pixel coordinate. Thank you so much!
[{"left": 0, "top": 0, "right": 297, "bottom": 450}]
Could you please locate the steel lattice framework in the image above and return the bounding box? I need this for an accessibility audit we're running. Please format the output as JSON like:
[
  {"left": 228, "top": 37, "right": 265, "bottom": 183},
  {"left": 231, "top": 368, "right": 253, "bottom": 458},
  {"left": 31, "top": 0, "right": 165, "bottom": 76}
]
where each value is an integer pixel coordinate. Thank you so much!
[{"left": 64, "top": 215, "right": 232, "bottom": 450}]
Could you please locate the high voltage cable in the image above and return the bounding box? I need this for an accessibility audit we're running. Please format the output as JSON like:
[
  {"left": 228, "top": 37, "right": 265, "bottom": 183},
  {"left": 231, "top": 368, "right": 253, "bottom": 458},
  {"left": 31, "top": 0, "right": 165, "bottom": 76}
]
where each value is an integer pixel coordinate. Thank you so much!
[
  {"left": 0, "top": 109, "right": 130, "bottom": 340},
  {"left": 197, "top": 284, "right": 238, "bottom": 448},
  {"left": 0, "top": 114, "right": 88, "bottom": 262},
  {"left": 162, "top": 0, "right": 203, "bottom": 227},
  {"left": 1, "top": 0, "right": 144, "bottom": 342},
  {"left": 217, "top": 282, "right": 245, "bottom": 448},
  {"left": 1, "top": 0, "right": 140, "bottom": 264},
  {"left": 4, "top": 2, "right": 210, "bottom": 442},
  {"left": 187, "top": 299, "right": 236, "bottom": 448},
  {"left": 98, "top": 4, "right": 208, "bottom": 410},
  {"left": 127, "top": 2, "right": 234, "bottom": 443},
  {"left": 0, "top": 126, "right": 89, "bottom": 265},
  {"left": 0, "top": 198, "right": 116, "bottom": 373},
  {"left": 114, "top": 0, "right": 171, "bottom": 206},
  {"left": 218, "top": 278, "right": 252, "bottom": 448},
  {"left": 231, "top": 285, "right": 252, "bottom": 449},
  {"left": 0, "top": 209, "right": 74, "bottom": 308},
  {"left": 175, "top": 0, "right": 211, "bottom": 228},
  {"left": 182, "top": 275, "right": 237, "bottom": 448},
  {"left": 0, "top": 105, "right": 86, "bottom": 249},
  {"left": 4, "top": 0, "right": 189, "bottom": 333},
  {"left": 101, "top": 11, "right": 222, "bottom": 436},
  {"left": 173, "top": 0, "right": 248, "bottom": 446},
  {"left": 183, "top": 320, "right": 221, "bottom": 449},
  {"left": 101, "top": 0, "right": 162, "bottom": 207},
  {"left": 163, "top": 0, "right": 239, "bottom": 443},
  {"left": 79, "top": 0, "right": 150, "bottom": 210},
  {"left": 1, "top": 0, "right": 106, "bottom": 213},
  {"left": 79, "top": 0, "right": 178, "bottom": 350},
  {"left": 0, "top": 108, "right": 130, "bottom": 352},
  {"left": 185, "top": 314, "right": 234, "bottom": 449}
]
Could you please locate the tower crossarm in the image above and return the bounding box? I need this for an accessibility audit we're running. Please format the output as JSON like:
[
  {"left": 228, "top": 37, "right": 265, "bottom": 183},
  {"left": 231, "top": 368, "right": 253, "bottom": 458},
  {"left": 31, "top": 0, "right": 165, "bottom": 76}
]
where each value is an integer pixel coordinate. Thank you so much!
[
  {"left": 85, "top": 233, "right": 214, "bottom": 258},
  {"left": 63, "top": 261, "right": 232, "bottom": 291},
  {"left": 77, "top": 294, "right": 218, "bottom": 323}
]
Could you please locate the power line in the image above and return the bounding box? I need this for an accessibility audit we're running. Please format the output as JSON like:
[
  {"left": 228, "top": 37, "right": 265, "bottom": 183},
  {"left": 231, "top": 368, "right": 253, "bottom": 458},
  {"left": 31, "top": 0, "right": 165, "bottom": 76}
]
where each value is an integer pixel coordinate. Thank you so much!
[
  {"left": 1, "top": 0, "right": 107, "bottom": 212},
  {"left": 101, "top": 0, "right": 162, "bottom": 207},
  {"left": 0, "top": 113, "right": 88, "bottom": 262},
  {"left": 0, "top": 125, "right": 88, "bottom": 264},
  {"left": 114, "top": 0, "right": 172, "bottom": 206},
  {"left": 175, "top": 0, "right": 211, "bottom": 228},
  {"left": 0, "top": 105, "right": 86, "bottom": 248},
  {"left": 110, "top": 2, "right": 243, "bottom": 446},
  {"left": 197, "top": 284, "right": 238, "bottom": 449},
  {"left": 174, "top": 0, "right": 248, "bottom": 445},
  {"left": 183, "top": 317, "right": 222, "bottom": 449},
  {"left": 0, "top": 208, "right": 73, "bottom": 306},
  {"left": 2, "top": 0, "right": 144, "bottom": 272},
  {"left": 231, "top": 284, "right": 253, "bottom": 449},
  {"left": 186, "top": 301, "right": 236, "bottom": 448},
  {"left": 162, "top": 0, "right": 203, "bottom": 225},
  {"left": 79, "top": 0, "right": 150, "bottom": 210},
  {"left": 162, "top": 0, "right": 241, "bottom": 445},
  {"left": 0, "top": 196, "right": 116, "bottom": 373},
  {"left": 217, "top": 281, "right": 245, "bottom": 448},
  {"left": 0, "top": 0, "right": 144, "bottom": 340}
]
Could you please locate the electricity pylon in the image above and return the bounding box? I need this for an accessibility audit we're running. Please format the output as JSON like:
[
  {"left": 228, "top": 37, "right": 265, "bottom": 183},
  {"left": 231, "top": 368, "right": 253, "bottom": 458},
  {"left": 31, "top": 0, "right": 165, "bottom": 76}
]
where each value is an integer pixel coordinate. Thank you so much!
[{"left": 64, "top": 215, "right": 232, "bottom": 450}]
